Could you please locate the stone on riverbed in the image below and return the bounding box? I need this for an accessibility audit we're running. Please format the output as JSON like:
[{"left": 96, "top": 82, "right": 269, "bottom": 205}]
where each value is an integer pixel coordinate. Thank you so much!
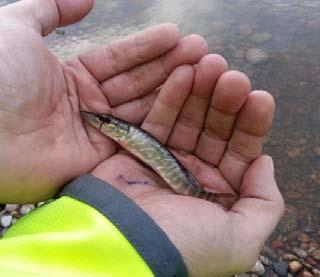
[
  {"left": 0, "top": 215, "right": 13, "bottom": 228},
  {"left": 20, "top": 204, "right": 35, "bottom": 215},
  {"left": 246, "top": 48, "right": 269, "bottom": 64}
]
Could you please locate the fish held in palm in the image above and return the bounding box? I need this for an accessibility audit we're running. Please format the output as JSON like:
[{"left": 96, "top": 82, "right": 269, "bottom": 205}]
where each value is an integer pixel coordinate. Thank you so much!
[{"left": 80, "top": 111, "right": 234, "bottom": 202}]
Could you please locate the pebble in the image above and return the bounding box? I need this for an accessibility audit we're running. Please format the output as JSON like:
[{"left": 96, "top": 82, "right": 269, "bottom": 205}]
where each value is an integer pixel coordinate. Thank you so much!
[
  {"left": 262, "top": 245, "right": 278, "bottom": 260},
  {"left": 271, "top": 240, "right": 284, "bottom": 249},
  {"left": 282, "top": 253, "right": 299, "bottom": 261},
  {"left": 20, "top": 204, "right": 35, "bottom": 215},
  {"left": 250, "top": 260, "right": 265, "bottom": 275},
  {"left": 309, "top": 242, "right": 319, "bottom": 249},
  {"left": 305, "top": 257, "right": 318, "bottom": 266},
  {"left": 273, "top": 261, "right": 289, "bottom": 276},
  {"left": 299, "top": 233, "right": 311, "bottom": 243},
  {"left": 246, "top": 48, "right": 269, "bottom": 64},
  {"left": 10, "top": 210, "right": 19, "bottom": 218},
  {"left": 311, "top": 249, "right": 320, "bottom": 261},
  {"left": 5, "top": 204, "right": 19, "bottom": 212},
  {"left": 301, "top": 270, "right": 314, "bottom": 277},
  {"left": 289, "top": 260, "right": 304, "bottom": 274},
  {"left": 286, "top": 147, "right": 301, "bottom": 158},
  {"left": 312, "top": 268, "right": 320, "bottom": 276},
  {"left": 293, "top": 247, "right": 308, "bottom": 259},
  {"left": 301, "top": 242, "right": 309, "bottom": 249},
  {"left": 303, "top": 263, "right": 313, "bottom": 271},
  {"left": 287, "top": 191, "right": 303, "bottom": 199},
  {"left": 37, "top": 202, "right": 46, "bottom": 208},
  {"left": 277, "top": 249, "right": 286, "bottom": 257},
  {"left": 0, "top": 215, "right": 12, "bottom": 228},
  {"left": 259, "top": 255, "right": 272, "bottom": 266}
]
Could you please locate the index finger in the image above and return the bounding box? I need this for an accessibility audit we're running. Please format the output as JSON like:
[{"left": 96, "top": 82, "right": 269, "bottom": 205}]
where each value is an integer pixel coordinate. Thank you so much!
[{"left": 78, "top": 23, "right": 180, "bottom": 82}]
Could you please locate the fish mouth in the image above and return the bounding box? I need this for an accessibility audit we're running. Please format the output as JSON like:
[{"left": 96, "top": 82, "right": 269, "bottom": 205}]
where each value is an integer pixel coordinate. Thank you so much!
[{"left": 80, "top": 110, "right": 100, "bottom": 126}]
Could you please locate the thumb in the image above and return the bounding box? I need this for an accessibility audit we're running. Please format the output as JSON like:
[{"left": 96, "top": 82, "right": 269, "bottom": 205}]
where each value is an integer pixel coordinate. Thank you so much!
[
  {"left": 231, "top": 155, "right": 285, "bottom": 242},
  {"left": 0, "top": 0, "right": 94, "bottom": 36}
]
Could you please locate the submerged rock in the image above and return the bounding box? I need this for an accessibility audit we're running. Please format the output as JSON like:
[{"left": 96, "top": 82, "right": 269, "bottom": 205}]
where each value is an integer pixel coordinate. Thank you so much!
[
  {"left": 246, "top": 48, "right": 268, "bottom": 64},
  {"left": 5, "top": 204, "right": 19, "bottom": 212},
  {"left": 20, "top": 204, "right": 35, "bottom": 215},
  {"left": 0, "top": 215, "right": 12, "bottom": 228},
  {"left": 250, "top": 33, "right": 272, "bottom": 43},
  {"left": 250, "top": 259, "right": 265, "bottom": 275},
  {"left": 288, "top": 260, "right": 303, "bottom": 274}
]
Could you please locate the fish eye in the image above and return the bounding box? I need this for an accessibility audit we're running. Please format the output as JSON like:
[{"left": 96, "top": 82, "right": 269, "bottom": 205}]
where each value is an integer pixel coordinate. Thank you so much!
[{"left": 98, "top": 115, "right": 111, "bottom": 123}]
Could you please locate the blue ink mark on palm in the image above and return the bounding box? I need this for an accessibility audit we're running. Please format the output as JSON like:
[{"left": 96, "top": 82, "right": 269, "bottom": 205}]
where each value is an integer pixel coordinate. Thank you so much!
[{"left": 116, "top": 174, "right": 149, "bottom": 186}]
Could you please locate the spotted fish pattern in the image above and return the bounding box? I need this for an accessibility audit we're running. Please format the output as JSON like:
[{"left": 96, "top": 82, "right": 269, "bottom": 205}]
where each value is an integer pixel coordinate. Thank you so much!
[{"left": 80, "top": 111, "right": 225, "bottom": 202}]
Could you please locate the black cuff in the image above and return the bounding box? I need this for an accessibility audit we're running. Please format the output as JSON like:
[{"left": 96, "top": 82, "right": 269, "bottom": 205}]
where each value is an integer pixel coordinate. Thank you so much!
[{"left": 58, "top": 174, "right": 188, "bottom": 277}]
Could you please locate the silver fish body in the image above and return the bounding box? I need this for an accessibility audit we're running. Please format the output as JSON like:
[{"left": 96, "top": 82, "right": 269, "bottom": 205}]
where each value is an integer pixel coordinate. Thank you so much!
[{"left": 81, "top": 111, "right": 218, "bottom": 201}]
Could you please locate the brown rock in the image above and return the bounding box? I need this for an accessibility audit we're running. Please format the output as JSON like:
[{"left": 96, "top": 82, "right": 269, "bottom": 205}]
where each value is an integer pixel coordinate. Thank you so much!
[
  {"left": 286, "top": 147, "right": 300, "bottom": 158},
  {"left": 301, "top": 270, "right": 314, "bottom": 277},
  {"left": 289, "top": 260, "right": 304, "bottom": 274},
  {"left": 299, "top": 233, "right": 311, "bottom": 243},
  {"left": 309, "top": 244, "right": 318, "bottom": 255},
  {"left": 272, "top": 240, "right": 284, "bottom": 249},
  {"left": 10, "top": 210, "right": 19, "bottom": 218},
  {"left": 282, "top": 253, "right": 299, "bottom": 261},
  {"left": 312, "top": 268, "right": 320, "bottom": 276},
  {"left": 313, "top": 147, "right": 320, "bottom": 157},
  {"left": 277, "top": 249, "right": 286, "bottom": 256},
  {"left": 286, "top": 230, "right": 301, "bottom": 241},
  {"left": 262, "top": 245, "right": 278, "bottom": 260},
  {"left": 303, "top": 263, "right": 313, "bottom": 271},
  {"left": 305, "top": 257, "right": 318, "bottom": 266},
  {"left": 309, "top": 242, "right": 319, "bottom": 249},
  {"left": 287, "top": 191, "right": 303, "bottom": 199},
  {"left": 311, "top": 249, "right": 320, "bottom": 261}
]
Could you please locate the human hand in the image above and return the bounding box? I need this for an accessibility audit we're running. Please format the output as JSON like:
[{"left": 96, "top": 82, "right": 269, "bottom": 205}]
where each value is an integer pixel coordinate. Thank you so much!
[
  {"left": 91, "top": 56, "right": 285, "bottom": 276},
  {"left": 0, "top": 0, "right": 207, "bottom": 203}
]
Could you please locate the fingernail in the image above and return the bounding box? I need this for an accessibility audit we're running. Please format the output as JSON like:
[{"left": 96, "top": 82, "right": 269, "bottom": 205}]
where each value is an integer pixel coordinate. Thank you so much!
[{"left": 267, "top": 156, "right": 274, "bottom": 175}]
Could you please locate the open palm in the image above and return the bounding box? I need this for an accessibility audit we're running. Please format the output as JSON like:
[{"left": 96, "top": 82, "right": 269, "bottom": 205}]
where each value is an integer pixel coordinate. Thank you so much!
[{"left": 0, "top": 0, "right": 206, "bottom": 203}]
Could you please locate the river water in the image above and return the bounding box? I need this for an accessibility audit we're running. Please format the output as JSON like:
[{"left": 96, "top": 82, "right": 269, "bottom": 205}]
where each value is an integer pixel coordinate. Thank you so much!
[{"left": 1, "top": 0, "right": 320, "bottom": 275}]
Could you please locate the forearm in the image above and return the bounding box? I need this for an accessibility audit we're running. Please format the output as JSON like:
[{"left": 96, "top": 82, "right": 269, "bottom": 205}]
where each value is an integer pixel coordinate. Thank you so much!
[{"left": 0, "top": 174, "right": 188, "bottom": 277}]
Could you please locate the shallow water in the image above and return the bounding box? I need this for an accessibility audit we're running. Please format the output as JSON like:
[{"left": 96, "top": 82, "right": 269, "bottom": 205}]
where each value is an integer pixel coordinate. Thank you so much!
[{"left": 1, "top": 0, "right": 320, "bottom": 274}]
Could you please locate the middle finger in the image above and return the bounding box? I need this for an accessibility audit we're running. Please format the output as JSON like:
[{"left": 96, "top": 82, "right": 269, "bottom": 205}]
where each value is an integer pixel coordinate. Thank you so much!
[
  {"left": 195, "top": 71, "right": 251, "bottom": 165},
  {"left": 167, "top": 54, "right": 228, "bottom": 152}
]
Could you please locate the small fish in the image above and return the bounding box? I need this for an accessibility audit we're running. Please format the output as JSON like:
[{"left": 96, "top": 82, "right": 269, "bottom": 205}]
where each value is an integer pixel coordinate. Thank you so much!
[{"left": 81, "top": 111, "right": 233, "bottom": 202}]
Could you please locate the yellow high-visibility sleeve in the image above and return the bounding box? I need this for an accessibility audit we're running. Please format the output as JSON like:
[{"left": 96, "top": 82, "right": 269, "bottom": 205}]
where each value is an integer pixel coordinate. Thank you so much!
[{"left": 0, "top": 174, "right": 188, "bottom": 277}]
